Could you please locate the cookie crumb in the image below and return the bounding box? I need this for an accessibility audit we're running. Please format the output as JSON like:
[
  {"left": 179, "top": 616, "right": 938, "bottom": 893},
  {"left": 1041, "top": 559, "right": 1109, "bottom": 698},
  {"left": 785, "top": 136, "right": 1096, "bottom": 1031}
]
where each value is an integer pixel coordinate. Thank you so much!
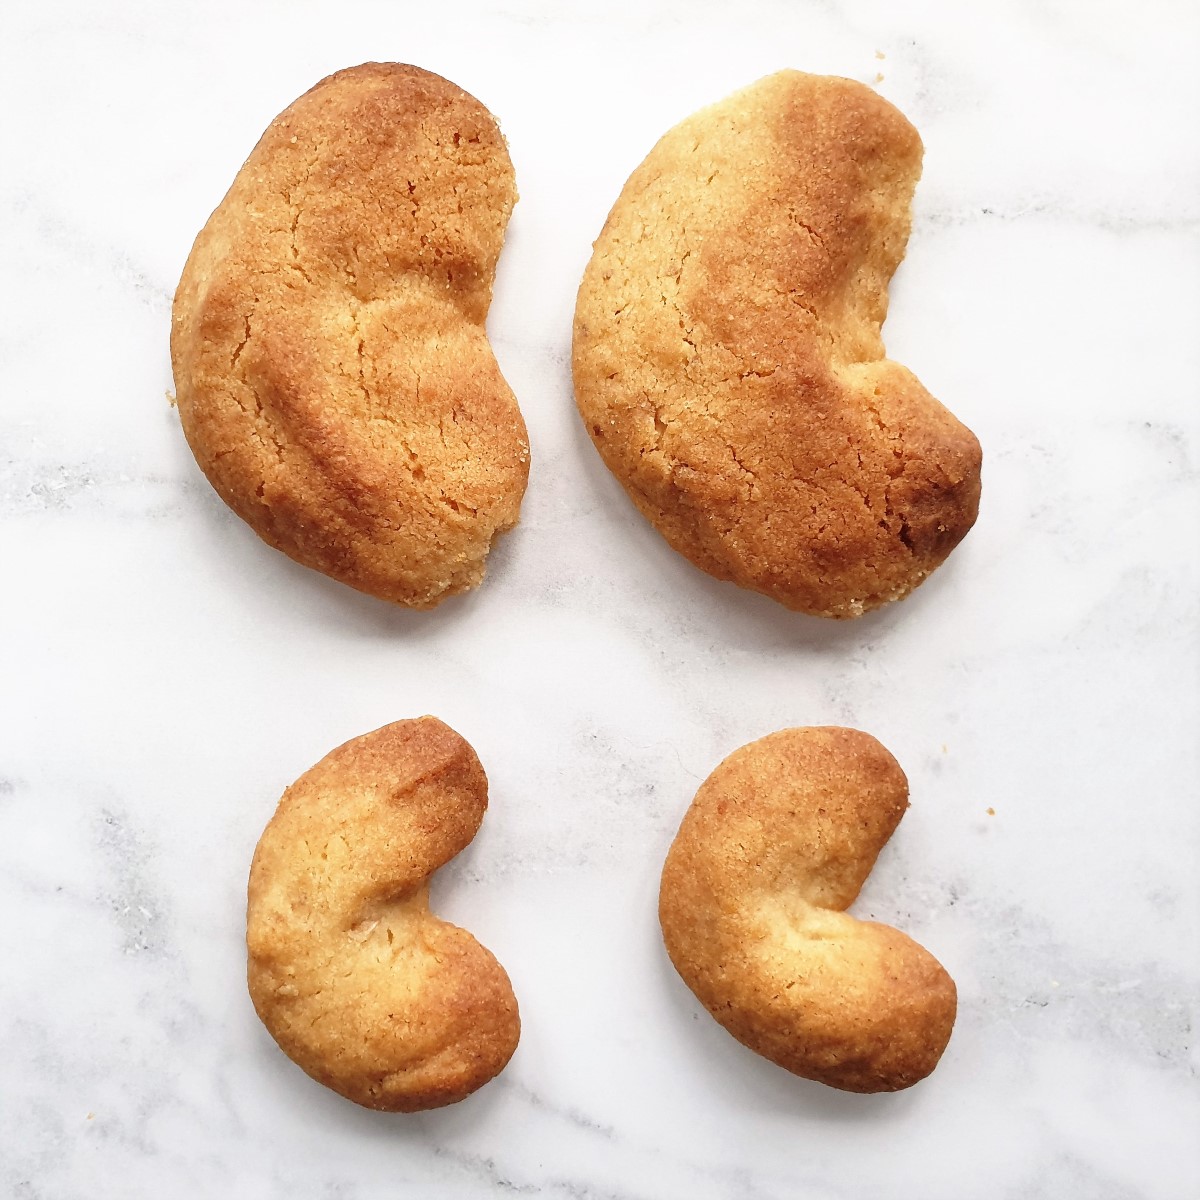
[
  {"left": 875, "top": 73, "right": 885, "bottom": 84},
  {"left": 875, "top": 50, "right": 886, "bottom": 60},
  {"left": 986, "top": 807, "right": 995, "bottom": 816},
  {"left": 165, "top": 390, "right": 176, "bottom": 407}
]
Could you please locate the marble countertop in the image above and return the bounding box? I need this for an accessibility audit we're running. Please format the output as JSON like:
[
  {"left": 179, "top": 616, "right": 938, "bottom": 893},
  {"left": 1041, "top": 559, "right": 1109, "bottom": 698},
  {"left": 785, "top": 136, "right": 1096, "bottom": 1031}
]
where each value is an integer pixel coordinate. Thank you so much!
[{"left": 3, "top": 1, "right": 1198, "bottom": 1196}]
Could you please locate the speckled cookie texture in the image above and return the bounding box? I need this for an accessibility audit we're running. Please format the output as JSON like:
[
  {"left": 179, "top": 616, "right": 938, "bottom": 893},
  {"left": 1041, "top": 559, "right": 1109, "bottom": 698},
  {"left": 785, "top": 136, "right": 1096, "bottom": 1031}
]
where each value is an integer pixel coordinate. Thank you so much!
[
  {"left": 659, "top": 727, "right": 957, "bottom": 1092},
  {"left": 247, "top": 717, "right": 519, "bottom": 1111},
  {"left": 573, "top": 70, "right": 982, "bottom": 617},
  {"left": 172, "top": 64, "right": 529, "bottom": 608}
]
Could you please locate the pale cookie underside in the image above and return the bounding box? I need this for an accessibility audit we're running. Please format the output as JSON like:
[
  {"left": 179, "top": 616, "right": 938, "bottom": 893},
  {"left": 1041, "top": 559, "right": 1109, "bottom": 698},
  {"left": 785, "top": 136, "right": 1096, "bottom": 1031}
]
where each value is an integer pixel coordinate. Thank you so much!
[
  {"left": 574, "top": 70, "right": 981, "bottom": 617},
  {"left": 172, "top": 64, "right": 529, "bottom": 608}
]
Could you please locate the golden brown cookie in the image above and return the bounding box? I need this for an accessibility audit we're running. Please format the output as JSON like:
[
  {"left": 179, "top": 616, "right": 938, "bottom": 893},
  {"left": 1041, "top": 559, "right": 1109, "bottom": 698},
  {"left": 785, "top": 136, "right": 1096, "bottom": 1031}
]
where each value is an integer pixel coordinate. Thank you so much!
[
  {"left": 659, "top": 727, "right": 956, "bottom": 1092},
  {"left": 172, "top": 64, "right": 529, "bottom": 608},
  {"left": 573, "top": 71, "right": 981, "bottom": 617},
  {"left": 247, "top": 718, "right": 519, "bottom": 1111}
]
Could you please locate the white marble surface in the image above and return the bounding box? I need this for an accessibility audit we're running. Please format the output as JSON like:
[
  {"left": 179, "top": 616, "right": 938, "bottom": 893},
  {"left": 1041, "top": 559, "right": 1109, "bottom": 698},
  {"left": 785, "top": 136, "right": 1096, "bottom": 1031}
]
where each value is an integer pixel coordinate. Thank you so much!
[{"left": 3, "top": 0, "right": 1199, "bottom": 1196}]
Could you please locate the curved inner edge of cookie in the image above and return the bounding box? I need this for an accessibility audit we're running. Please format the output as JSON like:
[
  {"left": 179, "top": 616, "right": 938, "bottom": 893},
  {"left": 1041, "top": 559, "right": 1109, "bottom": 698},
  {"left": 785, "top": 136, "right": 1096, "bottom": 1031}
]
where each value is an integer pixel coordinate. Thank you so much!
[{"left": 345, "top": 882, "right": 432, "bottom": 947}]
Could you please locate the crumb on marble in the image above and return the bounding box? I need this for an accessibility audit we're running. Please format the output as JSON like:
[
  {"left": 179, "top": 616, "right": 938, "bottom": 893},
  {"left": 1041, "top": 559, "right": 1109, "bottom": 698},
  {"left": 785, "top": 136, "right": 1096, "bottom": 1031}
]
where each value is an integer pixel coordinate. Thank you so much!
[
  {"left": 875, "top": 50, "right": 886, "bottom": 60},
  {"left": 986, "top": 807, "right": 995, "bottom": 816},
  {"left": 165, "top": 390, "right": 176, "bottom": 407},
  {"left": 875, "top": 73, "right": 885, "bottom": 83}
]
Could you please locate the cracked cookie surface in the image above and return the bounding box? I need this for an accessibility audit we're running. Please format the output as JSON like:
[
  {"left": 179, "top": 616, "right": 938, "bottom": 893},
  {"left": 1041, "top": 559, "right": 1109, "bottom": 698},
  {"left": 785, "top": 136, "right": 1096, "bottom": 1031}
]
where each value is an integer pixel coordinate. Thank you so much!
[
  {"left": 172, "top": 63, "right": 529, "bottom": 607},
  {"left": 247, "top": 717, "right": 520, "bottom": 1111},
  {"left": 573, "top": 70, "right": 981, "bottom": 617},
  {"left": 659, "top": 727, "right": 957, "bottom": 1092}
]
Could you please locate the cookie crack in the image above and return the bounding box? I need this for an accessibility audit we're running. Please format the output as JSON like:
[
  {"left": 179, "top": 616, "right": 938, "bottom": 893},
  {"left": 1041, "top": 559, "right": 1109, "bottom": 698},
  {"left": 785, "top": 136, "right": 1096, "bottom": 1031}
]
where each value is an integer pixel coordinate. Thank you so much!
[
  {"left": 219, "top": 294, "right": 288, "bottom": 492},
  {"left": 345, "top": 295, "right": 372, "bottom": 409},
  {"left": 230, "top": 312, "right": 252, "bottom": 368},
  {"left": 857, "top": 383, "right": 915, "bottom": 558},
  {"left": 727, "top": 442, "right": 758, "bottom": 497},
  {"left": 788, "top": 208, "right": 827, "bottom": 254},
  {"left": 238, "top": 372, "right": 288, "bottom": 502},
  {"left": 281, "top": 150, "right": 321, "bottom": 286}
]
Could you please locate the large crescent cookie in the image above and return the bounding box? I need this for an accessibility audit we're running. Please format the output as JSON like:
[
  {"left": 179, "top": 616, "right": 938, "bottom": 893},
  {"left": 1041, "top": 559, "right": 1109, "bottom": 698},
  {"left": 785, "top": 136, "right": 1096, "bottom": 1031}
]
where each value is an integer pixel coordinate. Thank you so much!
[
  {"left": 659, "top": 727, "right": 956, "bottom": 1092},
  {"left": 172, "top": 64, "right": 529, "bottom": 607},
  {"left": 574, "top": 71, "right": 981, "bottom": 617},
  {"left": 247, "top": 718, "right": 519, "bottom": 1111}
]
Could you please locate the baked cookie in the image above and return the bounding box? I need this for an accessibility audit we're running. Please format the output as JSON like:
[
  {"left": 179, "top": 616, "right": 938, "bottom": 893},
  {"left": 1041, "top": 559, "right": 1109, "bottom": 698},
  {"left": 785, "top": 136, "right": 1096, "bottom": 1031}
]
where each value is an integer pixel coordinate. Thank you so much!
[
  {"left": 247, "top": 718, "right": 519, "bottom": 1111},
  {"left": 659, "top": 727, "right": 956, "bottom": 1091},
  {"left": 573, "top": 71, "right": 981, "bottom": 617},
  {"left": 172, "top": 64, "right": 529, "bottom": 608}
]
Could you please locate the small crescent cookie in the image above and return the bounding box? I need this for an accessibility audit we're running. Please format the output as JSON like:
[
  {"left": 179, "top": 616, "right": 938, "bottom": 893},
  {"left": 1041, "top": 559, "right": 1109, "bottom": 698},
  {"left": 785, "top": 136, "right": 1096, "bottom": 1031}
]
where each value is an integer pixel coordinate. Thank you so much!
[
  {"left": 574, "top": 71, "right": 982, "bottom": 617},
  {"left": 659, "top": 727, "right": 956, "bottom": 1092},
  {"left": 247, "top": 718, "right": 519, "bottom": 1111},
  {"left": 172, "top": 64, "right": 529, "bottom": 608}
]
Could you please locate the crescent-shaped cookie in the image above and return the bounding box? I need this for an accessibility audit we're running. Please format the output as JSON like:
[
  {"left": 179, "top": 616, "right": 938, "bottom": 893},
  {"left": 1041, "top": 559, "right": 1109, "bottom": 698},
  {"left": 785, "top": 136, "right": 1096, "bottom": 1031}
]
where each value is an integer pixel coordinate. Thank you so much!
[
  {"left": 172, "top": 64, "right": 529, "bottom": 607},
  {"left": 247, "top": 718, "right": 519, "bottom": 1111},
  {"left": 574, "top": 70, "right": 981, "bottom": 617},
  {"left": 659, "top": 727, "right": 956, "bottom": 1091}
]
